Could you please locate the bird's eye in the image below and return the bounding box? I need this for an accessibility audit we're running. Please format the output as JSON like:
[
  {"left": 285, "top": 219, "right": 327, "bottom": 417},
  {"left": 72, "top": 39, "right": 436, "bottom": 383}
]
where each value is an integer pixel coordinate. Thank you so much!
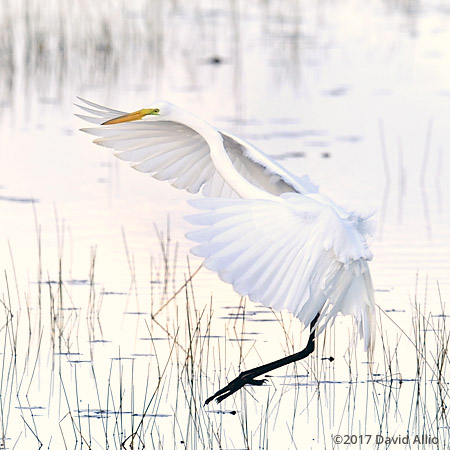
[{"left": 154, "top": 108, "right": 160, "bottom": 113}]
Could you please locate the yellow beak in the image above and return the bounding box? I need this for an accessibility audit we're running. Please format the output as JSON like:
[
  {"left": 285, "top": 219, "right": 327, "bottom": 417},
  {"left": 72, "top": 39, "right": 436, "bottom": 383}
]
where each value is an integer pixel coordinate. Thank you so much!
[{"left": 102, "top": 108, "right": 159, "bottom": 125}]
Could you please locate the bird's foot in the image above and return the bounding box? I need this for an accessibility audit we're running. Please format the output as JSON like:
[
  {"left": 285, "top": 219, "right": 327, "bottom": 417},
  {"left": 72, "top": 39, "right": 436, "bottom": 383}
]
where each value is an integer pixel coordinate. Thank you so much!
[{"left": 205, "top": 370, "right": 267, "bottom": 405}]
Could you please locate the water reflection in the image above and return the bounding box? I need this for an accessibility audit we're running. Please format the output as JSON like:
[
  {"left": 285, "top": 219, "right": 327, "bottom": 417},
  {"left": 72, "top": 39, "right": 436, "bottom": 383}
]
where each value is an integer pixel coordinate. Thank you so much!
[
  {"left": 0, "top": 194, "right": 38, "bottom": 203},
  {"left": 1, "top": 0, "right": 450, "bottom": 448}
]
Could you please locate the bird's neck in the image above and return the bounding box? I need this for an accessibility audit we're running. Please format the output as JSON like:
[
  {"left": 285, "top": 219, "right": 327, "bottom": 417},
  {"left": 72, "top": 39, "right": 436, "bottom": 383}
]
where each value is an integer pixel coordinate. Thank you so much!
[{"left": 170, "top": 110, "right": 273, "bottom": 200}]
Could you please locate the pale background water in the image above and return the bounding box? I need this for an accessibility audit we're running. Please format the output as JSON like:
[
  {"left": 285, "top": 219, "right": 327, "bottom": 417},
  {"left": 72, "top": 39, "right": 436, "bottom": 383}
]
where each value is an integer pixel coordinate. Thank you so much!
[{"left": 0, "top": 0, "right": 450, "bottom": 449}]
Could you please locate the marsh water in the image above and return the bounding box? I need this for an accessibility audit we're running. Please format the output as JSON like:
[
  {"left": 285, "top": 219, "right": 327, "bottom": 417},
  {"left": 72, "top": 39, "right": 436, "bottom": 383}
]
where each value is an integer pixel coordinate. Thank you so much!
[{"left": 1, "top": 0, "right": 450, "bottom": 448}]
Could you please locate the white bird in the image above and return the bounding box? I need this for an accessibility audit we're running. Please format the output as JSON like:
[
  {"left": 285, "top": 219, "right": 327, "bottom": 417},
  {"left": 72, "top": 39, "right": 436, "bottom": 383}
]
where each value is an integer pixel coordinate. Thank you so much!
[{"left": 76, "top": 97, "right": 375, "bottom": 404}]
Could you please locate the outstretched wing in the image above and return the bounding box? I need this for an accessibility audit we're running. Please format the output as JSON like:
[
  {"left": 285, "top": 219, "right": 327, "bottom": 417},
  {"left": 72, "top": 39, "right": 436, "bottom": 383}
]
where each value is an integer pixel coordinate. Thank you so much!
[
  {"left": 186, "top": 194, "right": 375, "bottom": 351},
  {"left": 75, "top": 98, "right": 318, "bottom": 199}
]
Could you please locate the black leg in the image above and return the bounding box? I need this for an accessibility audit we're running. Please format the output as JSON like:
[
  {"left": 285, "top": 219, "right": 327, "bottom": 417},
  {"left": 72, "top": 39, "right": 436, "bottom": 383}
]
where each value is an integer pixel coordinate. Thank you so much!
[{"left": 205, "top": 313, "right": 320, "bottom": 405}]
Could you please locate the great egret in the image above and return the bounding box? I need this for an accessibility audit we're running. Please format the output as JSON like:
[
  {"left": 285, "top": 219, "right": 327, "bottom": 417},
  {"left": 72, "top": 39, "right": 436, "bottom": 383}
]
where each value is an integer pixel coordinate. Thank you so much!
[{"left": 76, "top": 98, "right": 375, "bottom": 404}]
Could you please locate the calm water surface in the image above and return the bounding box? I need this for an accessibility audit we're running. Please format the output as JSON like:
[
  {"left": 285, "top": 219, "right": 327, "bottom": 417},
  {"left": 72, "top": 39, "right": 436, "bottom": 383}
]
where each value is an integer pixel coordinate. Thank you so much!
[{"left": 1, "top": 0, "right": 450, "bottom": 448}]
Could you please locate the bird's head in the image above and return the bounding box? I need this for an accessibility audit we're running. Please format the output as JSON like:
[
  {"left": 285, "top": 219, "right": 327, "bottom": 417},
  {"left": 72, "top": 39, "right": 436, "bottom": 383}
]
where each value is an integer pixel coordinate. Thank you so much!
[{"left": 101, "top": 101, "right": 172, "bottom": 125}]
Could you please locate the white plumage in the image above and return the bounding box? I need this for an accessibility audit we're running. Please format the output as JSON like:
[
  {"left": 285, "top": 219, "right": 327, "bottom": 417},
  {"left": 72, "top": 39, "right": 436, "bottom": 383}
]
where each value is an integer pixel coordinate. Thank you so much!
[{"left": 76, "top": 97, "right": 375, "bottom": 352}]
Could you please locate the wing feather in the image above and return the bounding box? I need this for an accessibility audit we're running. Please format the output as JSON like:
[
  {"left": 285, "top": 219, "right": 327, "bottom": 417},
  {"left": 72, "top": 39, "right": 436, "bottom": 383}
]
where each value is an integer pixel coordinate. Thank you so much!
[
  {"left": 186, "top": 194, "right": 375, "bottom": 350},
  {"left": 76, "top": 98, "right": 318, "bottom": 198},
  {"left": 76, "top": 96, "right": 125, "bottom": 114},
  {"left": 153, "top": 145, "right": 209, "bottom": 181},
  {"left": 131, "top": 141, "right": 205, "bottom": 174},
  {"left": 172, "top": 155, "right": 213, "bottom": 193}
]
